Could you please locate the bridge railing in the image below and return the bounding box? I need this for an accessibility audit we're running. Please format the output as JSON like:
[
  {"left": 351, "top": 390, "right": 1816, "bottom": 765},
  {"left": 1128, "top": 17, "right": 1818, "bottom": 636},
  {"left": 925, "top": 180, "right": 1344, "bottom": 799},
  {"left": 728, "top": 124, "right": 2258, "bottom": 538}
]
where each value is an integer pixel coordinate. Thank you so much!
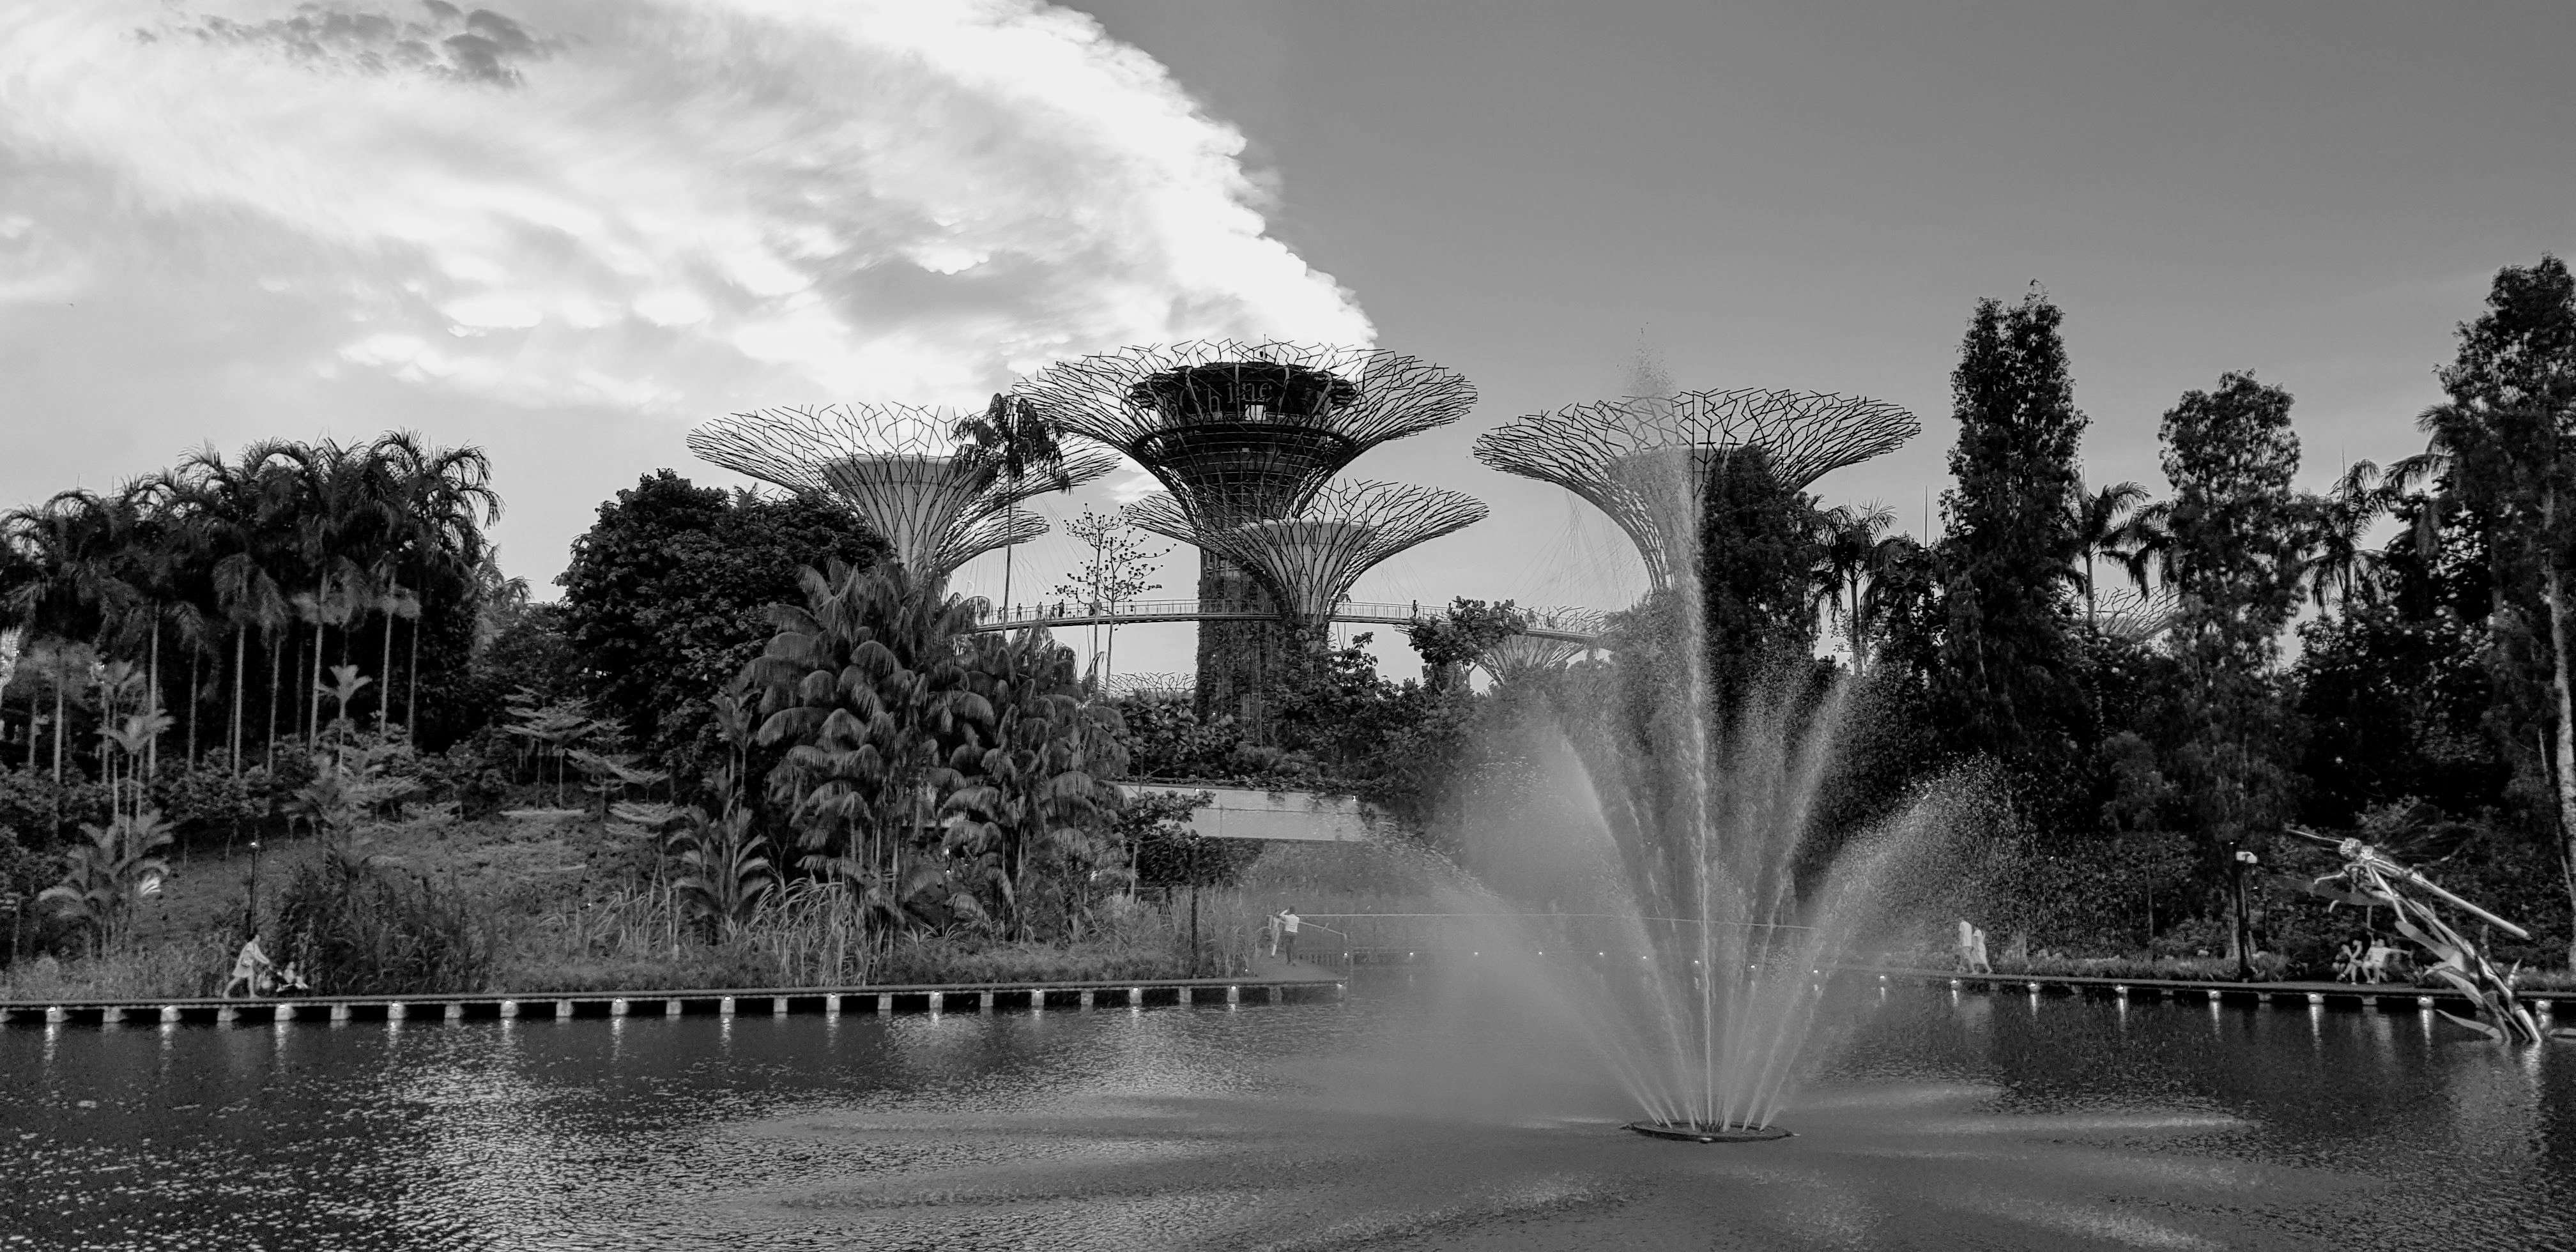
[{"left": 969, "top": 599, "right": 1603, "bottom": 641}]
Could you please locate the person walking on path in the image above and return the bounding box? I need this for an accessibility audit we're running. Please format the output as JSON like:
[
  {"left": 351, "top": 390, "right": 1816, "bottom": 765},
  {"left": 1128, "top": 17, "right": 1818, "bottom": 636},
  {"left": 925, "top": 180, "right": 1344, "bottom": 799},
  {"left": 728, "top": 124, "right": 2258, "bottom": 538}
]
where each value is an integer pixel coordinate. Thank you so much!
[{"left": 1279, "top": 906, "right": 1300, "bottom": 965}]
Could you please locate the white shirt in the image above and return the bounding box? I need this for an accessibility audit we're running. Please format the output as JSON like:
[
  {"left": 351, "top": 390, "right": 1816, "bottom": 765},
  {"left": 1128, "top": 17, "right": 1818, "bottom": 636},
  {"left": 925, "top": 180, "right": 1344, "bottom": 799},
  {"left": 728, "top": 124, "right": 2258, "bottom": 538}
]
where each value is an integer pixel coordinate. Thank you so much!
[{"left": 1282, "top": 913, "right": 1300, "bottom": 934}]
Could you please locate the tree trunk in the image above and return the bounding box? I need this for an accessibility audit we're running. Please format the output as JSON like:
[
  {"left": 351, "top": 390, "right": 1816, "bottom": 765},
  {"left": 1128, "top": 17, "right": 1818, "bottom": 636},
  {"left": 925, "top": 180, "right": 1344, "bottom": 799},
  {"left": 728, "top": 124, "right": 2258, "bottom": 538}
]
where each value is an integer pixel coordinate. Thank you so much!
[
  {"left": 307, "top": 611, "right": 324, "bottom": 745},
  {"left": 51, "top": 684, "right": 63, "bottom": 782},
  {"left": 407, "top": 613, "right": 420, "bottom": 735},
  {"left": 147, "top": 615, "right": 161, "bottom": 776},
  {"left": 379, "top": 609, "right": 394, "bottom": 732},
  {"left": 265, "top": 630, "right": 282, "bottom": 770},
  {"left": 229, "top": 631, "right": 245, "bottom": 775},
  {"left": 2545, "top": 558, "right": 2576, "bottom": 970},
  {"left": 187, "top": 645, "right": 200, "bottom": 765}
]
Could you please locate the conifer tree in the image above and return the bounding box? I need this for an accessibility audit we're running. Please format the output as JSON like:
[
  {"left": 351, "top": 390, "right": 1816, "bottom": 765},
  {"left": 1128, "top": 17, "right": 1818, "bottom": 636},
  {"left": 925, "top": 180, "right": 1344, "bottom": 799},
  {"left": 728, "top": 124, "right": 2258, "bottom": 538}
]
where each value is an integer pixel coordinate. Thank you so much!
[
  {"left": 2158, "top": 371, "right": 2304, "bottom": 870},
  {"left": 1936, "top": 289, "right": 2087, "bottom": 767},
  {"left": 2424, "top": 254, "right": 2576, "bottom": 964}
]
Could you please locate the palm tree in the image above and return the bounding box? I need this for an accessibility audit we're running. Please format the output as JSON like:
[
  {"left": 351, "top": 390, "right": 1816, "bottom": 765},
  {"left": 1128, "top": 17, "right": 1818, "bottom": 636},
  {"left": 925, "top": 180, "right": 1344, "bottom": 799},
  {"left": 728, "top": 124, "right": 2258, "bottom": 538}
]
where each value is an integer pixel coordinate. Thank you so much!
[
  {"left": 954, "top": 393, "right": 1068, "bottom": 607},
  {"left": 374, "top": 431, "right": 500, "bottom": 731},
  {"left": 2069, "top": 480, "right": 2152, "bottom": 627},
  {"left": 2301, "top": 461, "right": 2393, "bottom": 611},
  {"left": 176, "top": 443, "right": 298, "bottom": 772},
  {"left": 750, "top": 560, "right": 989, "bottom": 937},
  {"left": 1816, "top": 503, "right": 1896, "bottom": 674}
]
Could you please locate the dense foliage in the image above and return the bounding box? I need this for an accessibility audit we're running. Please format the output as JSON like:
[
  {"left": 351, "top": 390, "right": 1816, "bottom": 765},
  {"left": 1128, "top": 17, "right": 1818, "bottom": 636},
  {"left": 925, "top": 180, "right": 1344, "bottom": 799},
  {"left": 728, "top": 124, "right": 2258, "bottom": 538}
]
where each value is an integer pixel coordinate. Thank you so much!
[{"left": 558, "top": 471, "right": 885, "bottom": 766}]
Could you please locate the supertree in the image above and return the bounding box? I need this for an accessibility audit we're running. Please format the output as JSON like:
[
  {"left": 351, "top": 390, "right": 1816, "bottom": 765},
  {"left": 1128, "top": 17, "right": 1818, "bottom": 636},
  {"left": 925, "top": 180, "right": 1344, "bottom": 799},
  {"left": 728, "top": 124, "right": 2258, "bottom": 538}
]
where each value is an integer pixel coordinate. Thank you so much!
[
  {"left": 1473, "top": 389, "right": 1919, "bottom": 591},
  {"left": 1473, "top": 606, "right": 1605, "bottom": 687},
  {"left": 1126, "top": 480, "right": 1488, "bottom": 722},
  {"left": 1016, "top": 341, "right": 1477, "bottom": 718},
  {"left": 686, "top": 404, "right": 1117, "bottom": 583}
]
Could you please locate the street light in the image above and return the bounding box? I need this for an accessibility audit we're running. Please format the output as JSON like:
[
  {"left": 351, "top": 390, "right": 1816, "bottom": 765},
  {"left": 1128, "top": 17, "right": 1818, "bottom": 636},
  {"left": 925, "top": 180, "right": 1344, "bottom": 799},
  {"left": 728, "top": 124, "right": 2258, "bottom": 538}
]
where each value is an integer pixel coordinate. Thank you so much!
[{"left": 2231, "top": 846, "right": 2259, "bottom": 982}]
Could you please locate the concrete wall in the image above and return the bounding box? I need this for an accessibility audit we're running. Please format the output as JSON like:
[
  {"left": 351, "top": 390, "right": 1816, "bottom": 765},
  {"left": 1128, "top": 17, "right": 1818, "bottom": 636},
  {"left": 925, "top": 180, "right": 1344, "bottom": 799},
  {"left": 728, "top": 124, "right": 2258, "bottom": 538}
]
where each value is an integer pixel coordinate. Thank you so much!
[{"left": 1121, "top": 784, "right": 1388, "bottom": 843}]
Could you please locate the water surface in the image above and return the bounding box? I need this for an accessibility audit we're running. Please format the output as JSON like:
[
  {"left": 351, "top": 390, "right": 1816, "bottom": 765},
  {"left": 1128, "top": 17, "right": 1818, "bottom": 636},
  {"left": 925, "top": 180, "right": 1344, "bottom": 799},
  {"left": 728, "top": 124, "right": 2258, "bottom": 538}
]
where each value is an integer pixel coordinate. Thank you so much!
[{"left": 3, "top": 972, "right": 2570, "bottom": 1249}]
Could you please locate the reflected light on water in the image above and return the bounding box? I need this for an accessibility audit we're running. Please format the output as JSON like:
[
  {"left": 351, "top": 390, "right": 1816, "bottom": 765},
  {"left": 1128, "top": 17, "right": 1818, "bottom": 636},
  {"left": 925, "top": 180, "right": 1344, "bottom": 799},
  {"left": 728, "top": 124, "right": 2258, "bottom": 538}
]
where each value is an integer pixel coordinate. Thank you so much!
[{"left": 0, "top": 977, "right": 2570, "bottom": 1250}]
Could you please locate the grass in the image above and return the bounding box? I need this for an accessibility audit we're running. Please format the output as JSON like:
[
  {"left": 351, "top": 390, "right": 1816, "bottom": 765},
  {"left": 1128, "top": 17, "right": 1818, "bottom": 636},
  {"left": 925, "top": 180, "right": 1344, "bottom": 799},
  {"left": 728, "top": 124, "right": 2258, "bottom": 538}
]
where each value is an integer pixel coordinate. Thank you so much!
[{"left": 0, "top": 931, "right": 238, "bottom": 1001}]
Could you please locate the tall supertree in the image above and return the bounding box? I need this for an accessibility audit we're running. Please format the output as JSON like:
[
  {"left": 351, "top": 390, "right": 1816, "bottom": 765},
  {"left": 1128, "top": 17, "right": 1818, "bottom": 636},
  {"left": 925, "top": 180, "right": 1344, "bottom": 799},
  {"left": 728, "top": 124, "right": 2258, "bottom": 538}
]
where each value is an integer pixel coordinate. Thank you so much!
[
  {"left": 1473, "top": 389, "right": 1919, "bottom": 591},
  {"left": 1016, "top": 341, "right": 1477, "bottom": 719},
  {"left": 1126, "top": 480, "right": 1487, "bottom": 723},
  {"left": 686, "top": 403, "right": 1117, "bottom": 583},
  {"left": 1473, "top": 607, "right": 1605, "bottom": 687}
]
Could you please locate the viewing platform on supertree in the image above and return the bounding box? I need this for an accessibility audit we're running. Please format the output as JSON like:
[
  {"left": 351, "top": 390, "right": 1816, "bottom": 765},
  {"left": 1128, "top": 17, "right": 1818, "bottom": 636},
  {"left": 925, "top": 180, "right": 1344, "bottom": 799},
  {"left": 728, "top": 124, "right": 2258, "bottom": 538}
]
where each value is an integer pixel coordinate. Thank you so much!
[
  {"left": 1013, "top": 340, "right": 1478, "bottom": 526},
  {"left": 686, "top": 402, "right": 1116, "bottom": 581},
  {"left": 1123, "top": 480, "right": 1490, "bottom": 653},
  {"left": 1473, "top": 388, "right": 1919, "bottom": 591}
]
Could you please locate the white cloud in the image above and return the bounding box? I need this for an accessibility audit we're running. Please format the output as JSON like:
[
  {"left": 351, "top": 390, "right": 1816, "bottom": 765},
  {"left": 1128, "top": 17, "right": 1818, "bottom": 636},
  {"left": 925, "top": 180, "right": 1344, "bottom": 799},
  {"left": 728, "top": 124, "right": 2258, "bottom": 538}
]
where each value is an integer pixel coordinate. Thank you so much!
[{"left": 0, "top": 0, "right": 1373, "bottom": 418}]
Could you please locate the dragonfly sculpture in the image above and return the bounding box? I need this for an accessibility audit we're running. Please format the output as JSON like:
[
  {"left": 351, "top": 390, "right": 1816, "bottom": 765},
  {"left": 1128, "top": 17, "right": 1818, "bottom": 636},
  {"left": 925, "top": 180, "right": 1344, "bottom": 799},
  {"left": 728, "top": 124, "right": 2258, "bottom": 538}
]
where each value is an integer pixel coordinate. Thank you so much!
[{"left": 2291, "top": 826, "right": 2545, "bottom": 1044}]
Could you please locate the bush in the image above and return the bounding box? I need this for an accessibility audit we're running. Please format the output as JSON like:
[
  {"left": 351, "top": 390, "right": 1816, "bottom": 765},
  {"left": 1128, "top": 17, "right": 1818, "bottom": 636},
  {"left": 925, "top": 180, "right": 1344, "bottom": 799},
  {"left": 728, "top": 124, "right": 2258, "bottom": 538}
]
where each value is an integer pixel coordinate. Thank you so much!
[
  {"left": 0, "top": 772, "right": 111, "bottom": 851},
  {"left": 874, "top": 936, "right": 1183, "bottom": 985},
  {"left": 150, "top": 765, "right": 268, "bottom": 847},
  {"left": 272, "top": 853, "right": 494, "bottom": 994}
]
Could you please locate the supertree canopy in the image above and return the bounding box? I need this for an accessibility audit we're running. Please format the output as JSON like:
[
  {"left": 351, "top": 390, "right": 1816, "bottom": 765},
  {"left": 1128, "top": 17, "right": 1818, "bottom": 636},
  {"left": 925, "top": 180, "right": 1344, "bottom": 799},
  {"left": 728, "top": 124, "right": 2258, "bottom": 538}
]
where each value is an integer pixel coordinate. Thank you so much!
[
  {"left": 686, "top": 403, "right": 1117, "bottom": 581},
  {"left": 1018, "top": 340, "right": 1477, "bottom": 721},
  {"left": 1474, "top": 607, "right": 1606, "bottom": 687},
  {"left": 1472, "top": 388, "right": 1918, "bottom": 590},
  {"left": 1015, "top": 340, "right": 1477, "bottom": 526},
  {"left": 1127, "top": 480, "right": 1488, "bottom": 719}
]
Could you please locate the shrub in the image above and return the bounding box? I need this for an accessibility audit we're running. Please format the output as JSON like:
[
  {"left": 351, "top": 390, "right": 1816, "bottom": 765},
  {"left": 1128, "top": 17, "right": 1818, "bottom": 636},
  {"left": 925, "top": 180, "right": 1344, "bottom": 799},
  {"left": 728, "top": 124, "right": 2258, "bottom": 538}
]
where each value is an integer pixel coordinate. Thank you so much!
[
  {"left": 150, "top": 765, "right": 268, "bottom": 847},
  {"left": 272, "top": 852, "right": 493, "bottom": 994},
  {"left": 0, "top": 772, "right": 112, "bottom": 851}
]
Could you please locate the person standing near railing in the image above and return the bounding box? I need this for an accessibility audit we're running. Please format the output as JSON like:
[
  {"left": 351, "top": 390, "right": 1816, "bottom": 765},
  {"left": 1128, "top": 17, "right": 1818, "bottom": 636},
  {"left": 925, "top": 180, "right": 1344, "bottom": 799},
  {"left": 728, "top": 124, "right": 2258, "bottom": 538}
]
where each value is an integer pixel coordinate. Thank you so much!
[{"left": 1280, "top": 906, "right": 1300, "bottom": 965}]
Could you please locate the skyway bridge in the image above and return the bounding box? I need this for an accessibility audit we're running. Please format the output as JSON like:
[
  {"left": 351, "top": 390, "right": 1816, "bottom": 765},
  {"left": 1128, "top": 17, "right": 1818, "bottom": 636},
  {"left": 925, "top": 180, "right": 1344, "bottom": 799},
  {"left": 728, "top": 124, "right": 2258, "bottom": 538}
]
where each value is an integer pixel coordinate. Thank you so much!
[{"left": 968, "top": 599, "right": 1604, "bottom": 644}]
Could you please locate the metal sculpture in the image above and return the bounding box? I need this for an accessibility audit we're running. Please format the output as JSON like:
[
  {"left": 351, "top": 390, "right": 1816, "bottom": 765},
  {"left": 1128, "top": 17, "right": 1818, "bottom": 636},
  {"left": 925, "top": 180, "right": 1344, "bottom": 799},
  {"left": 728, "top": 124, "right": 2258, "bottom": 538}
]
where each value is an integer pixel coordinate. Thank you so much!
[
  {"left": 1017, "top": 341, "right": 1476, "bottom": 719},
  {"left": 1473, "top": 607, "right": 1604, "bottom": 687},
  {"left": 2295, "top": 827, "right": 2545, "bottom": 1044},
  {"left": 1473, "top": 389, "right": 1919, "bottom": 590},
  {"left": 1126, "top": 480, "right": 1489, "bottom": 654},
  {"left": 686, "top": 403, "right": 1116, "bottom": 581},
  {"left": 1106, "top": 671, "right": 1194, "bottom": 700}
]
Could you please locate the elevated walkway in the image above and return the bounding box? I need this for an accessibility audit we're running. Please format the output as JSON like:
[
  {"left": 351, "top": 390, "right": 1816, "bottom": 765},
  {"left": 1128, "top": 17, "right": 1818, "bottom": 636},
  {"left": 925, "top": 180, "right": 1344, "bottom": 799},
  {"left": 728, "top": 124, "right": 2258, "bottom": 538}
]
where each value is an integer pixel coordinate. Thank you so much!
[
  {"left": 0, "top": 974, "right": 1344, "bottom": 1028},
  {"left": 969, "top": 599, "right": 1603, "bottom": 644}
]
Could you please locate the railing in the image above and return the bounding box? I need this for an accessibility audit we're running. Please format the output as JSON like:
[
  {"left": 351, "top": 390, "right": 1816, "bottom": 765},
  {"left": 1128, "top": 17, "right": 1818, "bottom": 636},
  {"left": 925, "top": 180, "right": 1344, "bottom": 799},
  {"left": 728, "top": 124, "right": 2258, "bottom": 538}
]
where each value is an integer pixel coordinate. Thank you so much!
[
  {"left": 969, "top": 600, "right": 1603, "bottom": 643},
  {"left": 1283, "top": 912, "right": 1817, "bottom": 965}
]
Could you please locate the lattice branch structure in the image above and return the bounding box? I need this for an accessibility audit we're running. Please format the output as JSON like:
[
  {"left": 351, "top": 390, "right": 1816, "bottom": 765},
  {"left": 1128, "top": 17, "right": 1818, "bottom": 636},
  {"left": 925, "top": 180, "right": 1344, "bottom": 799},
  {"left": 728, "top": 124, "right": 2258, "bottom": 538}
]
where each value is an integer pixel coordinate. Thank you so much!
[
  {"left": 1474, "top": 607, "right": 1606, "bottom": 687},
  {"left": 1473, "top": 389, "right": 1919, "bottom": 591},
  {"left": 1016, "top": 340, "right": 1477, "bottom": 527},
  {"left": 687, "top": 404, "right": 1117, "bottom": 581},
  {"left": 1018, "top": 341, "right": 1476, "bottom": 722},
  {"left": 1127, "top": 480, "right": 1489, "bottom": 648},
  {"left": 1105, "top": 671, "right": 1194, "bottom": 700}
]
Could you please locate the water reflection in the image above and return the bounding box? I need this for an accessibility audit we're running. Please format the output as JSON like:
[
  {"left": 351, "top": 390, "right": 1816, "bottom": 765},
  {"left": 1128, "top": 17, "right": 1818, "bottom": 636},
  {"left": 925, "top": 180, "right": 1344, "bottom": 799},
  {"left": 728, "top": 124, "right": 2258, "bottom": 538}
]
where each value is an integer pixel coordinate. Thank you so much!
[{"left": 1, "top": 979, "right": 2570, "bottom": 1250}]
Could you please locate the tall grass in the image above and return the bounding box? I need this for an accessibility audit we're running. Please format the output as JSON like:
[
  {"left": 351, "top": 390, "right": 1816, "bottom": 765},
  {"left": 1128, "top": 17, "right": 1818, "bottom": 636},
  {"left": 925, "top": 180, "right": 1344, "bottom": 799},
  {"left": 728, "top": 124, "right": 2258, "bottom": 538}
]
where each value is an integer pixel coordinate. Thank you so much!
[{"left": 0, "top": 930, "right": 237, "bottom": 1000}]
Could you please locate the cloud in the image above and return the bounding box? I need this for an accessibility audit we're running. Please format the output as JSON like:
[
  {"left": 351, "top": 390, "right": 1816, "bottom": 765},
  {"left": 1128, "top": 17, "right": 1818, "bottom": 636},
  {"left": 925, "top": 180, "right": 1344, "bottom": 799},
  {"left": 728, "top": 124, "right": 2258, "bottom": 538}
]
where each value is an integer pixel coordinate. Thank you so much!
[{"left": 0, "top": 0, "right": 1373, "bottom": 419}]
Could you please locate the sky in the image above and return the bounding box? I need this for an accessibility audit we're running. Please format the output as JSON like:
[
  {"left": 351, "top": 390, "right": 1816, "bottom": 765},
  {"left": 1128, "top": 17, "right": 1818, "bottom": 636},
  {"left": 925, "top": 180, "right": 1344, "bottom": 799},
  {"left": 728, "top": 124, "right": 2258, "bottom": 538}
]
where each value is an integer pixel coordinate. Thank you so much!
[{"left": 4, "top": 0, "right": 2573, "bottom": 682}]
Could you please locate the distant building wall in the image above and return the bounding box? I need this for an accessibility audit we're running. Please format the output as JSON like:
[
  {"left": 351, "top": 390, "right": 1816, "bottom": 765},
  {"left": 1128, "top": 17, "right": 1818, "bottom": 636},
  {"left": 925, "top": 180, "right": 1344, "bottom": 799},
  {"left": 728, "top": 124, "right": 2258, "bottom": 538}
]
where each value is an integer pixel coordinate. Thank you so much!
[{"left": 1121, "top": 784, "right": 1388, "bottom": 843}]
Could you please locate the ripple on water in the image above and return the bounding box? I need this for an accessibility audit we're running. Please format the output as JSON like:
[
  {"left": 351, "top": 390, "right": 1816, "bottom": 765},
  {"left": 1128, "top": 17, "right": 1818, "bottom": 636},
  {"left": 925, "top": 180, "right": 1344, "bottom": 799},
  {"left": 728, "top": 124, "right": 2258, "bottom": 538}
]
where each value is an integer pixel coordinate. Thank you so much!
[{"left": 0, "top": 979, "right": 2570, "bottom": 1250}]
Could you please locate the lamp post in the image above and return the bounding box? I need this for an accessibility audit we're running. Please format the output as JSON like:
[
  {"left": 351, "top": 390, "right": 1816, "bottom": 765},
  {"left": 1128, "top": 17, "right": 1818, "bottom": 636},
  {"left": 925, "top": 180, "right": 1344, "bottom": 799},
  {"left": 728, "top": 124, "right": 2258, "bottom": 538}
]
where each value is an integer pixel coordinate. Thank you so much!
[
  {"left": 2231, "top": 846, "right": 2258, "bottom": 982},
  {"left": 245, "top": 839, "right": 263, "bottom": 936}
]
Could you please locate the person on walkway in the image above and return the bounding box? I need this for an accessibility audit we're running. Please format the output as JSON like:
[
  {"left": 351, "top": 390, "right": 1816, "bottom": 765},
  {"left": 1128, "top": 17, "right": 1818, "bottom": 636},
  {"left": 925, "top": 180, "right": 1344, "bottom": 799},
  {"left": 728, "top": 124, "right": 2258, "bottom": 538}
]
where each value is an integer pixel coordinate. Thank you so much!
[
  {"left": 1264, "top": 911, "right": 1282, "bottom": 959},
  {"left": 220, "top": 934, "right": 276, "bottom": 998},
  {"left": 1280, "top": 906, "right": 1300, "bottom": 965},
  {"left": 1956, "top": 919, "right": 1991, "bottom": 974}
]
